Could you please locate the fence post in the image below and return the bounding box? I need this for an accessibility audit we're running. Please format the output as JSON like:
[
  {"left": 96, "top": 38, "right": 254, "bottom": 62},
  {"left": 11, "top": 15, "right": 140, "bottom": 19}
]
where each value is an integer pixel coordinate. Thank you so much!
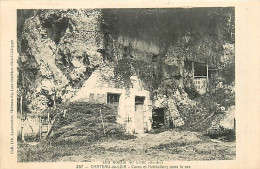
[{"left": 100, "top": 108, "right": 105, "bottom": 135}]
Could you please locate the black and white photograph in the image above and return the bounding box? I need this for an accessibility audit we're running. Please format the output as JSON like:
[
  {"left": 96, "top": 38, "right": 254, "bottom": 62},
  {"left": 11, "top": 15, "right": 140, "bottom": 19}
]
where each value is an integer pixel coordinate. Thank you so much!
[{"left": 16, "top": 8, "right": 236, "bottom": 162}]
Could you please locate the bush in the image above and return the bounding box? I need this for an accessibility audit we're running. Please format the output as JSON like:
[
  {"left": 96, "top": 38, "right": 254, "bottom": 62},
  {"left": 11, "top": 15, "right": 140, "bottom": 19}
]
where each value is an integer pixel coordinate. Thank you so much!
[
  {"left": 48, "top": 102, "right": 135, "bottom": 143},
  {"left": 184, "top": 86, "right": 200, "bottom": 99},
  {"left": 206, "top": 128, "right": 236, "bottom": 142},
  {"left": 206, "top": 85, "right": 235, "bottom": 109}
]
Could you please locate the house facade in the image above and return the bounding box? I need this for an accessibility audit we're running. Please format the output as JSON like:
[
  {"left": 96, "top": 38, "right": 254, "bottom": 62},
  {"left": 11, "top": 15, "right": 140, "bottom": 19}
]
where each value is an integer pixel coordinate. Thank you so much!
[{"left": 71, "top": 66, "right": 153, "bottom": 134}]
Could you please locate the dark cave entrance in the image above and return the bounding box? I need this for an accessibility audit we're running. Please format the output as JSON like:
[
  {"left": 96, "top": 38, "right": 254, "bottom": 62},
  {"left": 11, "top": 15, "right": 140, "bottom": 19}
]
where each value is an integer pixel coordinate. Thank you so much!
[{"left": 152, "top": 108, "right": 165, "bottom": 129}]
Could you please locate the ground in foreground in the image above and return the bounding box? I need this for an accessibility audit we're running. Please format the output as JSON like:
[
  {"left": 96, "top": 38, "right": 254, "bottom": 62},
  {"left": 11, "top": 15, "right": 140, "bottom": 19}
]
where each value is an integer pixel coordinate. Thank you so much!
[{"left": 18, "top": 130, "right": 235, "bottom": 162}]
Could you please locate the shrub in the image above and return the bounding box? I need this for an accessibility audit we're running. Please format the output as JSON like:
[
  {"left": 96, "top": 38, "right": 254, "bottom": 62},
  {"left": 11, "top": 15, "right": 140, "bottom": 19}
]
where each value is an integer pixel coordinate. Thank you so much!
[{"left": 48, "top": 102, "right": 136, "bottom": 144}]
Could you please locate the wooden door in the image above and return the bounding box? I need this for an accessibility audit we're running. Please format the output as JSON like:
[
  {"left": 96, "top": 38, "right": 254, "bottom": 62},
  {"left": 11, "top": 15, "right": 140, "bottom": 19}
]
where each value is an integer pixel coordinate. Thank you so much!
[
  {"left": 134, "top": 96, "right": 145, "bottom": 134},
  {"left": 135, "top": 104, "right": 144, "bottom": 134}
]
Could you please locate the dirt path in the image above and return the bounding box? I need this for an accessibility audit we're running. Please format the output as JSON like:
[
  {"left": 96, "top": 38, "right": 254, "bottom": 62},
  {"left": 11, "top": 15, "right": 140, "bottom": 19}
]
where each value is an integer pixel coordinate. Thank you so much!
[
  {"left": 96, "top": 131, "right": 201, "bottom": 150},
  {"left": 58, "top": 130, "right": 236, "bottom": 162}
]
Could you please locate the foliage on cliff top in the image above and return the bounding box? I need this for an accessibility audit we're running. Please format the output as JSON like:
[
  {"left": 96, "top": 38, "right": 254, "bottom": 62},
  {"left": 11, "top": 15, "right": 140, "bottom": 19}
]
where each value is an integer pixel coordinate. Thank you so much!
[{"left": 113, "top": 57, "right": 180, "bottom": 92}]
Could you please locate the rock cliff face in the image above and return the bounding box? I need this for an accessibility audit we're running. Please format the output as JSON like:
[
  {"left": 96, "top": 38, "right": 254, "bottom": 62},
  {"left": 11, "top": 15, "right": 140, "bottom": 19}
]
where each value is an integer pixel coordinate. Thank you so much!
[
  {"left": 17, "top": 8, "right": 235, "bottom": 121},
  {"left": 18, "top": 9, "right": 104, "bottom": 113}
]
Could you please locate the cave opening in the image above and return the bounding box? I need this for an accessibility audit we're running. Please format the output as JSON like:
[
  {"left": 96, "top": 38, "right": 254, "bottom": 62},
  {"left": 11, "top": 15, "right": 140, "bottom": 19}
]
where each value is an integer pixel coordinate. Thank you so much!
[
  {"left": 152, "top": 108, "right": 165, "bottom": 129},
  {"left": 194, "top": 62, "right": 207, "bottom": 77}
]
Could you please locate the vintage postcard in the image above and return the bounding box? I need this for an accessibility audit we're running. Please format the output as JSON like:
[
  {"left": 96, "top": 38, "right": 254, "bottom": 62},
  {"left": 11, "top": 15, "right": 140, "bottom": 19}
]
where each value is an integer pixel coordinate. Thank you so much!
[{"left": 0, "top": 1, "right": 259, "bottom": 169}]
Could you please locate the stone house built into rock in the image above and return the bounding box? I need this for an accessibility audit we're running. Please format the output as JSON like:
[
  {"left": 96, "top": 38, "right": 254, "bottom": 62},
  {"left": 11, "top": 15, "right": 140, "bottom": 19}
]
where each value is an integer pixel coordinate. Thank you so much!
[{"left": 71, "top": 66, "right": 153, "bottom": 134}]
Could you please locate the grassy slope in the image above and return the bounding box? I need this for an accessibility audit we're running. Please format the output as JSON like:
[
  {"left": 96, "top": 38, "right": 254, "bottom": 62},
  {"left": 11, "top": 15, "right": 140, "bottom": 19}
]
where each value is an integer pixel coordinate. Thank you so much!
[{"left": 18, "top": 129, "right": 235, "bottom": 162}]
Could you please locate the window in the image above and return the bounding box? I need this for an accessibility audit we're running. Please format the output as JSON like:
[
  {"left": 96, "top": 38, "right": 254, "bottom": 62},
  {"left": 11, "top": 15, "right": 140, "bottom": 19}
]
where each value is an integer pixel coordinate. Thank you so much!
[
  {"left": 107, "top": 93, "right": 120, "bottom": 106},
  {"left": 135, "top": 96, "right": 145, "bottom": 105},
  {"left": 97, "top": 94, "right": 106, "bottom": 103},
  {"left": 194, "top": 62, "right": 207, "bottom": 76}
]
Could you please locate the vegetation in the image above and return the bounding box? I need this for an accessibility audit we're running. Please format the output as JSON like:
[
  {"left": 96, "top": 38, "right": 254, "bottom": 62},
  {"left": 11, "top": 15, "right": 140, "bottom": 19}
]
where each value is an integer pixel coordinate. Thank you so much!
[
  {"left": 49, "top": 102, "right": 136, "bottom": 143},
  {"left": 18, "top": 102, "right": 138, "bottom": 162},
  {"left": 18, "top": 129, "right": 235, "bottom": 162}
]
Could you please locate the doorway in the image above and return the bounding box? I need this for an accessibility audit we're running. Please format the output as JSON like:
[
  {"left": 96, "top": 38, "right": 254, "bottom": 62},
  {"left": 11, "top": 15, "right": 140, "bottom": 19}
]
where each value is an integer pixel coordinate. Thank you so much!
[
  {"left": 134, "top": 96, "right": 145, "bottom": 134},
  {"left": 152, "top": 108, "right": 165, "bottom": 128}
]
